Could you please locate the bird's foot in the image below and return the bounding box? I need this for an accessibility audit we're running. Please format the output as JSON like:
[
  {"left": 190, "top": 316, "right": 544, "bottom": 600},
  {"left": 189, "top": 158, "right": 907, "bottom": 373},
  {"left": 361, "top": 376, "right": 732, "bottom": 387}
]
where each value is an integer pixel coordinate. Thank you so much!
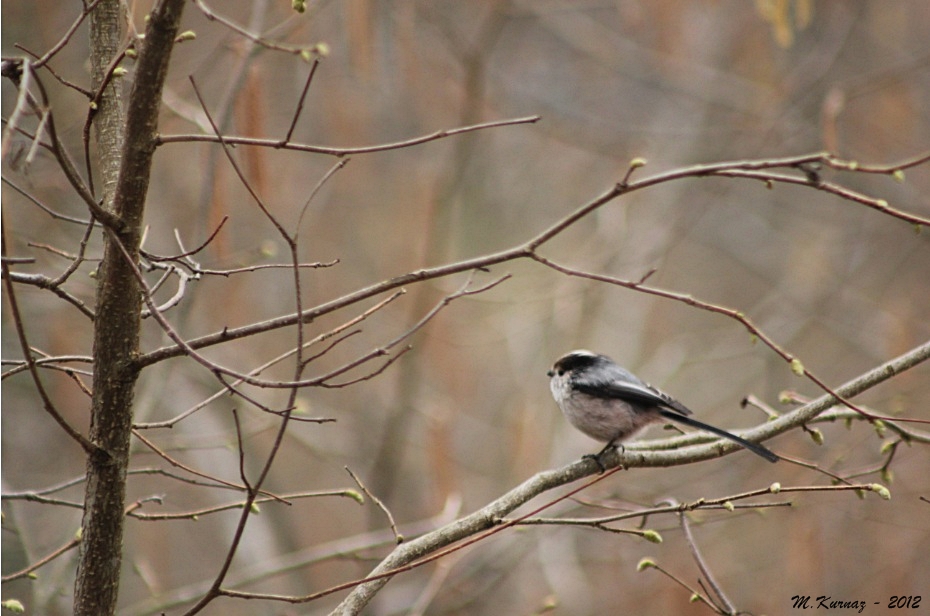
[{"left": 582, "top": 443, "right": 621, "bottom": 473}]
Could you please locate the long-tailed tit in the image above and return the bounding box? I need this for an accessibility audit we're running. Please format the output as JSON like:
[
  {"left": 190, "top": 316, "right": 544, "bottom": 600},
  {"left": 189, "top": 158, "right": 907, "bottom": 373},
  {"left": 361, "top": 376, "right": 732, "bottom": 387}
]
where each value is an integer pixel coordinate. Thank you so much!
[{"left": 548, "top": 350, "right": 779, "bottom": 465}]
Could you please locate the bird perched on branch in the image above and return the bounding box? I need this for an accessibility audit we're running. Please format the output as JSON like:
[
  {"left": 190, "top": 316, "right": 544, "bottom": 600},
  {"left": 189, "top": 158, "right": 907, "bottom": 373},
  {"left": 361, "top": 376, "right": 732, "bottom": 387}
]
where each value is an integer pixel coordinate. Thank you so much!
[{"left": 548, "top": 350, "right": 779, "bottom": 468}]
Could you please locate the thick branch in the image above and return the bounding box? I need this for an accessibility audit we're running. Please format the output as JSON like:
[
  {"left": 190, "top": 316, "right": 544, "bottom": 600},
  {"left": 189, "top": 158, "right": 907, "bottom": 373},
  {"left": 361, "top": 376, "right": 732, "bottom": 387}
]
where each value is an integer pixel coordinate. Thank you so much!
[{"left": 332, "top": 338, "right": 930, "bottom": 613}]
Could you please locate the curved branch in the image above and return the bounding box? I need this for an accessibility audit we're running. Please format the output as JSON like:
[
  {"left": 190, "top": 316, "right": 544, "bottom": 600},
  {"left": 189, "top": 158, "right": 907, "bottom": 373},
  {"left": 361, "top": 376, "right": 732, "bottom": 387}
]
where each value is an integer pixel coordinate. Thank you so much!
[
  {"left": 330, "top": 338, "right": 930, "bottom": 614},
  {"left": 136, "top": 151, "right": 930, "bottom": 380}
]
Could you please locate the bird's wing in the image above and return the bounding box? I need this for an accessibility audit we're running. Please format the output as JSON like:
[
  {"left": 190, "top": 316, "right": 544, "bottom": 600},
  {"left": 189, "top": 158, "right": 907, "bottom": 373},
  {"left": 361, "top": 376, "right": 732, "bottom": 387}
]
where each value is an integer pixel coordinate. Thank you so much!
[{"left": 572, "top": 376, "right": 693, "bottom": 416}]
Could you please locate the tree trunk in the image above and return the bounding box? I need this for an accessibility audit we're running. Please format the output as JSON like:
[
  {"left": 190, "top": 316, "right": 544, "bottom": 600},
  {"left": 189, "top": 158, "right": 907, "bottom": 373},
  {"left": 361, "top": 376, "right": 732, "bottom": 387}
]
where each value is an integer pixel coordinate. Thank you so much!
[
  {"left": 73, "top": 1, "right": 129, "bottom": 613},
  {"left": 73, "top": 1, "right": 185, "bottom": 613}
]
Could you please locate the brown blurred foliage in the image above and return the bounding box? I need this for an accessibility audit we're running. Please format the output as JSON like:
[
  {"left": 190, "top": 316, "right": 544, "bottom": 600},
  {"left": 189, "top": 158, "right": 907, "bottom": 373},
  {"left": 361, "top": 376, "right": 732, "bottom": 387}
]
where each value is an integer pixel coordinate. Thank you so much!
[{"left": 3, "top": 1, "right": 929, "bottom": 614}]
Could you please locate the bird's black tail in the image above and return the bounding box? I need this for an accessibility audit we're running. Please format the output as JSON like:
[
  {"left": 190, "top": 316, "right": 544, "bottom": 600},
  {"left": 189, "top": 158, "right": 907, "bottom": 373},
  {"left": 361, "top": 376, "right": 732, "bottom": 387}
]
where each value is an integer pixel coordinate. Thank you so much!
[{"left": 658, "top": 409, "right": 779, "bottom": 463}]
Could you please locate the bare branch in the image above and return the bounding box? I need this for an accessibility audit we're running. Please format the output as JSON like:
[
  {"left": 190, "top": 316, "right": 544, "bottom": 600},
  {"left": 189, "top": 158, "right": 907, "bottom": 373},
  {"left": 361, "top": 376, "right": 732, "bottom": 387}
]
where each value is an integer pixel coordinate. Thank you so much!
[
  {"left": 713, "top": 168, "right": 930, "bottom": 226},
  {"left": 284, "top": 57, "right": 321, "bottom": 144},
  {"left": 345, "top": 467, "right": 402, "bottom": 544},
  {"left": 32, "top": 0, "right": 106, "bottom": 69},
  {"left": 3, "top": 270, "right": 96, "bottom": 319},
  {"left": 1, "top": 535, "right": 82, "bottom": 583},
  {"left": 121, "top": 497, "right": 463, "bottom": 616},
  {"left": 6, "top": 64, "right": 122, "bottom": 227},
  {"left": 680, "top": 511, "right": 733, "bottom": 614},
  {"left": 133, "top": 291, "right": 401, "bottom": 429},
  {"left": 298, "top": 157, "right": 349, "bottom": 232},
  {"left": 155, "top": 115, "right": 543, "bottom": 154},
  {"left": 190, "top": 78, "right": 292, "bottom": 242},
  {"left": 127, "top": 489, "right": 360, "bottom": 521},
  {"left": 140, "top": 150, "right": 928, "bottom": 371},
  {"left": 192, "top": 0, "right": 327, "bottom": 56},
  {"left": 1, "top": 227, "right": 98, "bottom": 455},
  {"left": 131, "top": 429, "right": 279, "bottom": 500},
  {"left": 142, "top": 217, "right": 229, "bottom": 262},
  {"left": 324, "top": 337, "right": 930, "bottom": 612}
]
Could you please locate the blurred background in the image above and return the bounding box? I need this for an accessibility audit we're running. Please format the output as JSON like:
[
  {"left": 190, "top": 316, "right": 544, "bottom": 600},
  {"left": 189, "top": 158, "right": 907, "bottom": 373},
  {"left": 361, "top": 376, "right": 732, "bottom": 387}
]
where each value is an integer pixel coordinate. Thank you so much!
[{"left": 3, "top": 1, "right": 929, "bottom": 614}]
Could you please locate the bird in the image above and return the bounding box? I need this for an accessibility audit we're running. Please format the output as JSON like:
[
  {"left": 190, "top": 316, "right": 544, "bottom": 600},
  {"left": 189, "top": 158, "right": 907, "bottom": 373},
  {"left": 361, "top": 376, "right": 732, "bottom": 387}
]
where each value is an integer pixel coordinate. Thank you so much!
[{"left": 547, "top": 350, "right": 779, "bottom": 467}]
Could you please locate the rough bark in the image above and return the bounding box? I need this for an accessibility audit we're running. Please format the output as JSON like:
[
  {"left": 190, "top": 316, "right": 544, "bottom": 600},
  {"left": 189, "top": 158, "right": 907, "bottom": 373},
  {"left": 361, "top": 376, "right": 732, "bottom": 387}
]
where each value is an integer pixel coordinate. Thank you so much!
[{"left": 74, "top": 1, "right": 186, "bottom": 614}]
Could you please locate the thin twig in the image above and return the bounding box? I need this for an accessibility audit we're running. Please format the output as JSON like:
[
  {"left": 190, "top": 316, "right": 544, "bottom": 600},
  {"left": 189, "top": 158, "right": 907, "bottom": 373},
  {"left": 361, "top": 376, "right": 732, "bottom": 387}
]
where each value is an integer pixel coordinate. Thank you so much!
[
  {"left": 143, "top": 217, "right": 229, "bottom": 262},
  {"left": 0, "top": 535, "right": 81, "bottom": 583},
  {"left": 345, "top": 467, "right": 402, "bottom": 544},
  {"left": 193, "top": 0, "right": 326, "bottom": 56},
  {"left": 284, "top": 57, "right": 320, "bottom": 143},
  {"left": 128, "top": 490, "right": 359, "bottom": 521},
  {"left": 680, "top": 511, "right": 733, "bottom": 614},
  {"left": 1, "top": 176, "right": 95, "bottom": 225},
  {"left": 298, "top": 157, "right": 349, "bottom": 232},
  {"left": 1, "top": 225, "right": 98, "bottom": 455},
  {"left": 131, "top": 429, "right": 284, "bottom": 501},
  {"left": 531, "top": 254, "right": 929, "bottom": 426},
  {"left": 133, "top": 292, "right": 401, "bottom": 429},
  {"left": 190, "top": 78, "right": 291, "bottom": 241},
  {"left": 33, "top": 0, "right": 106, "bottom": 69},
  {"left": 156, "top": 115, "right": 542, "bottom": 154}
]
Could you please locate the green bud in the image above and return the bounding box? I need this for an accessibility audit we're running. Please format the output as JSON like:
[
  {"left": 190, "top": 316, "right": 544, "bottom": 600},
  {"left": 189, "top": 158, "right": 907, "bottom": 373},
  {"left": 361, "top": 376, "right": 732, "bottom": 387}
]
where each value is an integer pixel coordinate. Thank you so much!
[
  {"left": 870, "top": 484, "right": 891, "bottom": 500},
  {"left": 302, "top": 43, "right": 330, "bottom": 62},
  {"left": 641, "top": 530, "right": 662, "bottom": 544},
  {"left": 880, "top": 467, "right": 893, "bottom": 485},
  {"left": 808, "top": 428, "right": 824, "bottom": 445},
  {"left": 636, "top": 557, "right": 656, "bottom": 571},
  {"left": 345, "top": 489, "right": 364, "bottom": 505},
  {"left": 790, "top": 358, "right": 804, "bottom": 376}
]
